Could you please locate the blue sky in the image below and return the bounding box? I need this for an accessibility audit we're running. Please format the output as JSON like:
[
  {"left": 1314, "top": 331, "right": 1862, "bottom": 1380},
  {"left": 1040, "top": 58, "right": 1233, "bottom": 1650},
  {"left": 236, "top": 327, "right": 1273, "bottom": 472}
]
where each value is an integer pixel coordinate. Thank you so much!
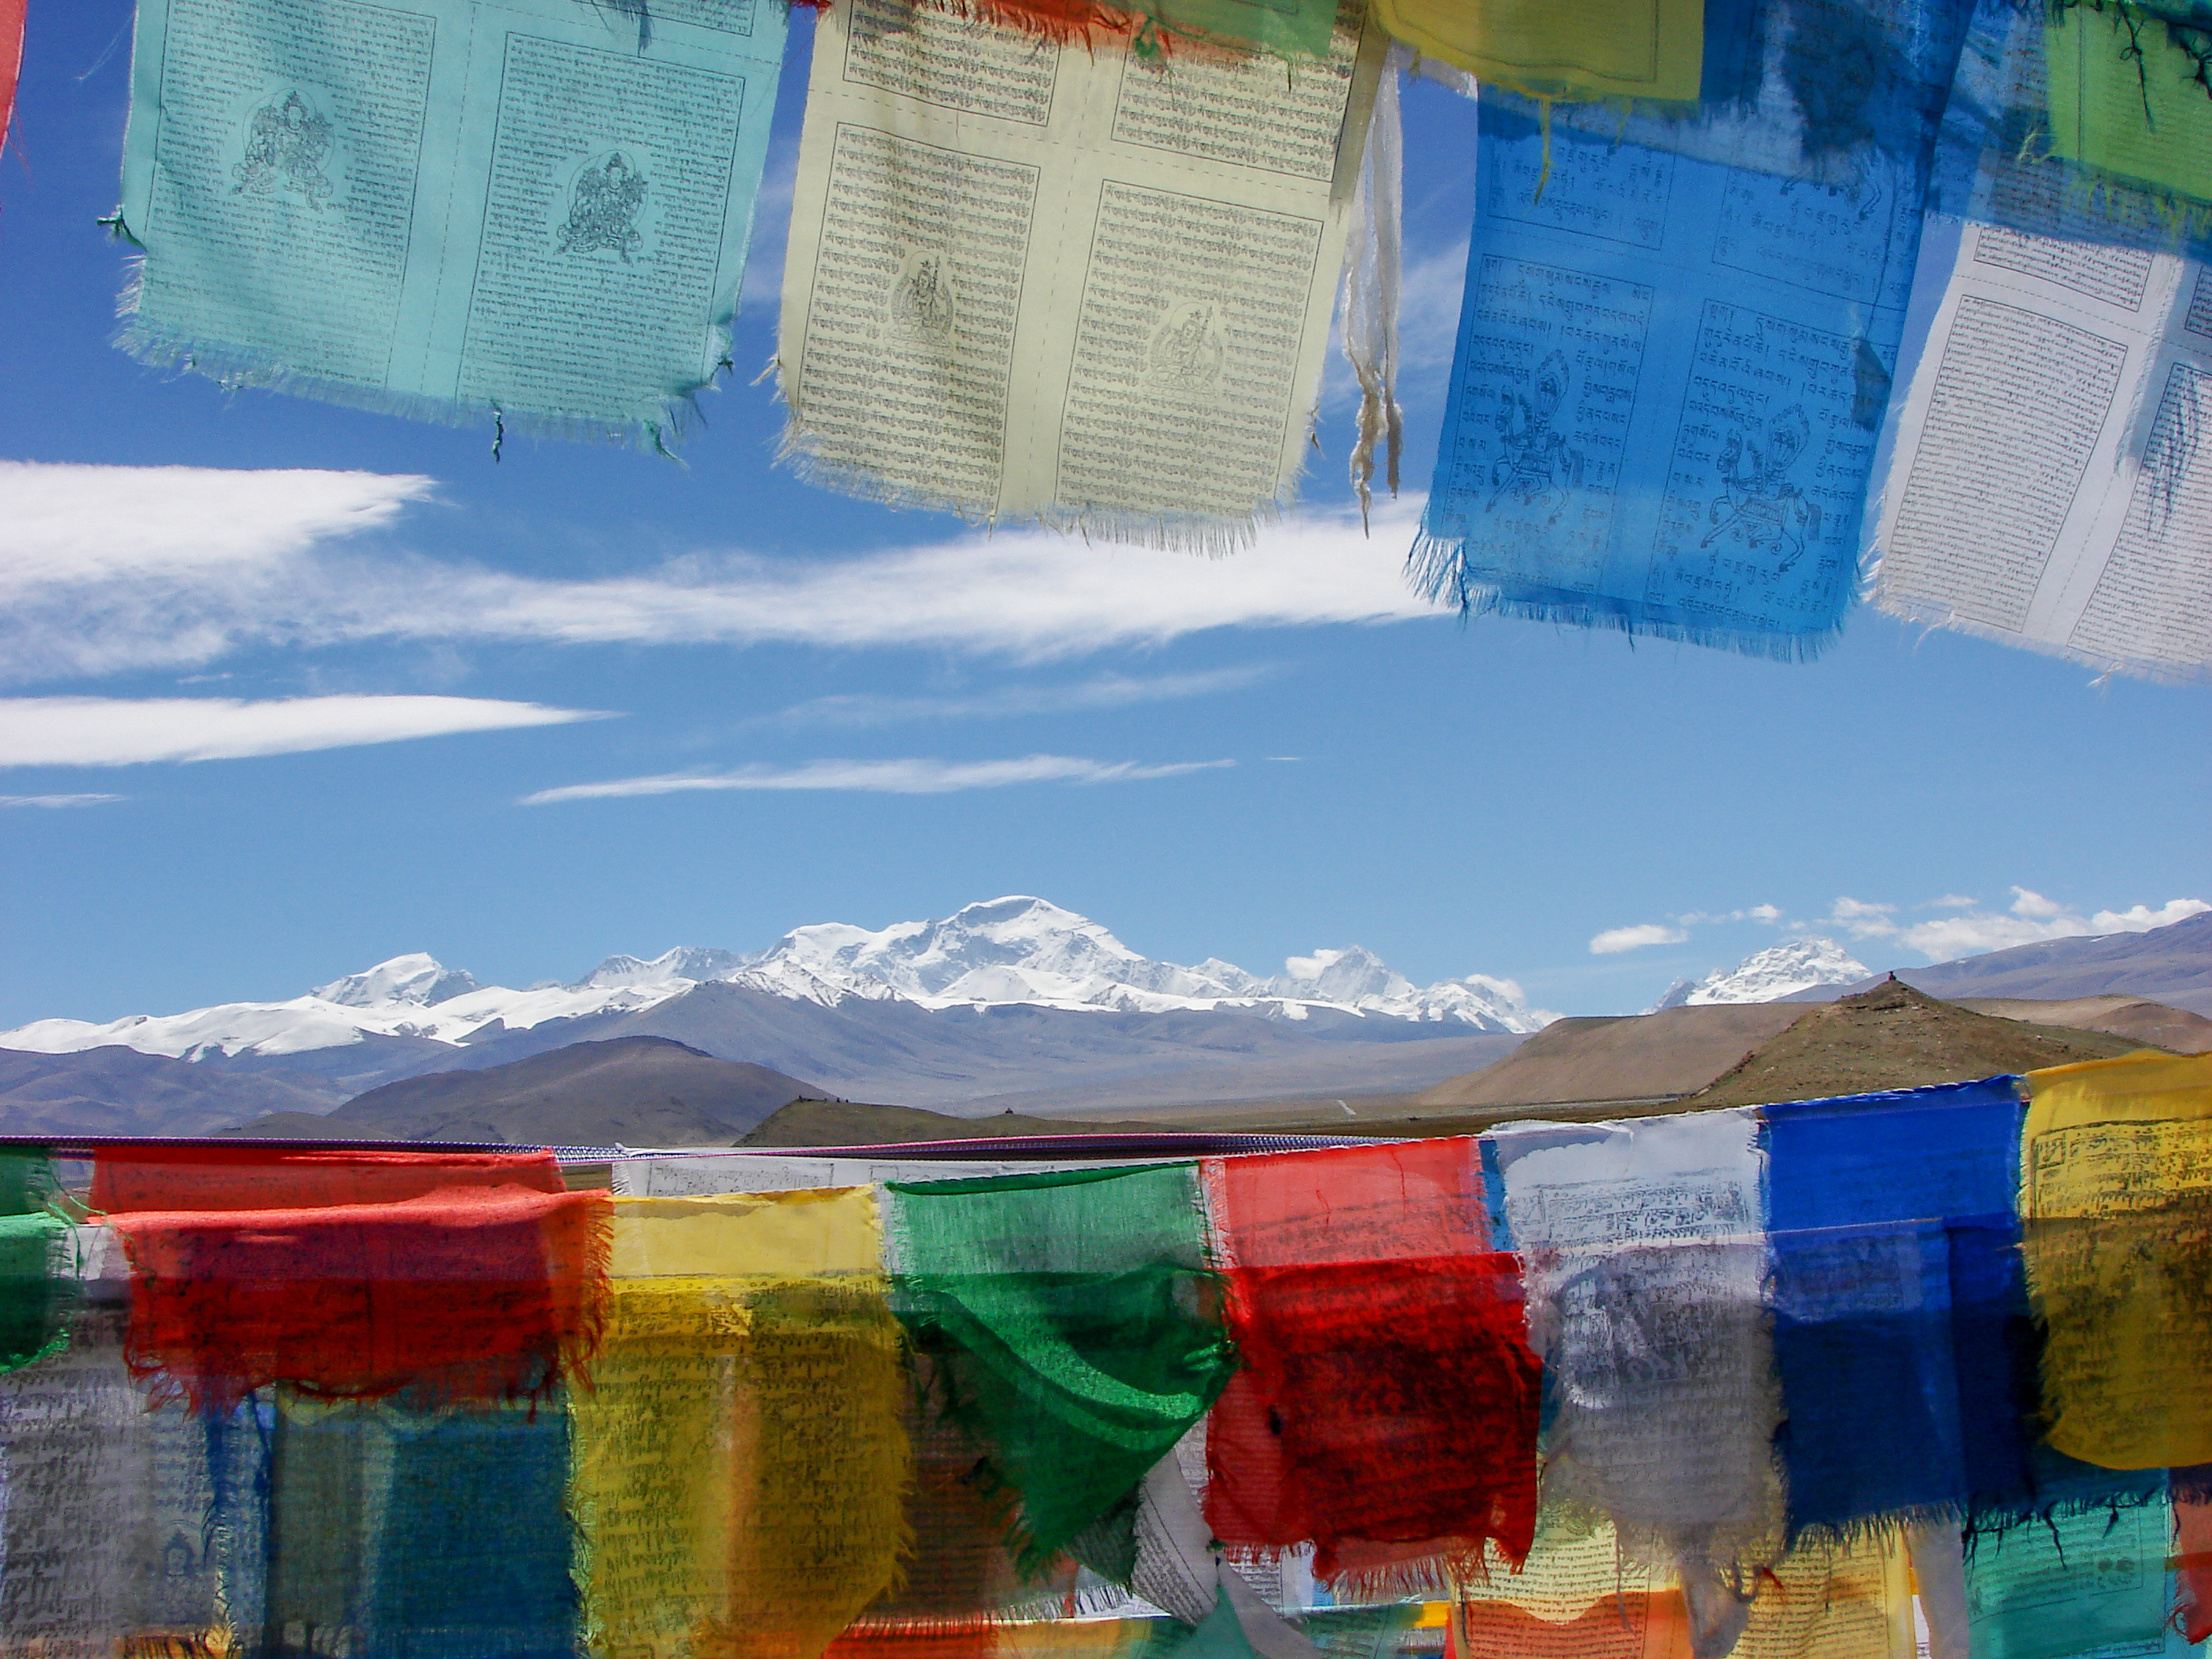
[{"left": 1, "top": 0, "right": 2205, "bottom": 1030}]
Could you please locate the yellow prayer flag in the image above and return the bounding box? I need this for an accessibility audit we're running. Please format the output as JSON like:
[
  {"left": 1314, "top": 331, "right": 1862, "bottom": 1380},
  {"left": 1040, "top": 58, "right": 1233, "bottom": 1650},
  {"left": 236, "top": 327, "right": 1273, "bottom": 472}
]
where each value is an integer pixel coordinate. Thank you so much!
[
  {"left": 2022, "top": 1051, "right": 2212, "bottom": 1467},
  {"left": 573, "top": 1188, "right": 911, "bottom": 1659},
  {"left": 1735, "top": 1532, "right": 1914, "bottom": 1659},
  {"left": 1373, "top": 0, "right": 1702, "bottom": 102}
]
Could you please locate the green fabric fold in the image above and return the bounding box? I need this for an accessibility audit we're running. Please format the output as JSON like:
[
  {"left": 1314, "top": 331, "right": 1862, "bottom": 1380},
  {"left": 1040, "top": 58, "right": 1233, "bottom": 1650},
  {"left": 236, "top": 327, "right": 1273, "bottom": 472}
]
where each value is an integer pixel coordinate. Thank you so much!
[{"left": 885, "top": 1164, "right": 1237, "bottom": 1578}]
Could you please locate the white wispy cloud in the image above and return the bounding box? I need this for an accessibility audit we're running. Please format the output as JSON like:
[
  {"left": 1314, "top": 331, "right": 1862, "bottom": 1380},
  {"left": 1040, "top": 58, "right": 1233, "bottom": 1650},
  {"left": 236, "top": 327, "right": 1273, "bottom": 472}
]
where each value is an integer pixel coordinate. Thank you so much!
[
  {"left": 522, "top": 754, "right": 1232, "bottom": 805},
  {"left": 1826, "top": 897, "right": 1901, "bottom": 936},
  {"left": 0, "top": 793, "right": 125, "bottom": 808},
  {"left": 0, "top": 463, "right": 1444, "bottom": 685},
  {"left": 756, "top": 667, "right": 1274, "bottom": 728},
  {"left": 1675, "top": 903, "right": 1784, "bottom": 926},
  {"left": 1890, "top": 889, "right": 2210, "bottom": 959},
  {"left": 0, "top": 461, "right": 430, "bottom": 590},
  {"left": 0, "top": 696, "right": 607, "bottom": 767},
  {"left": 1589, "top": 923, "right": 1690, "bottom": 955}
]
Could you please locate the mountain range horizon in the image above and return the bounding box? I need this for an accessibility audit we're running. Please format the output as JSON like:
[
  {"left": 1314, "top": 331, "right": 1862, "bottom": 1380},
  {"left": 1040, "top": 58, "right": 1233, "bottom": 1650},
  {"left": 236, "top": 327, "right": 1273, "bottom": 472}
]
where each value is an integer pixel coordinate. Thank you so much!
[
  {"left": 0, "top": 900, "right": 2207, "bottom": 1139},
  {"left": 13, "top": 894, "right": 2212, "bottom": 1070}
]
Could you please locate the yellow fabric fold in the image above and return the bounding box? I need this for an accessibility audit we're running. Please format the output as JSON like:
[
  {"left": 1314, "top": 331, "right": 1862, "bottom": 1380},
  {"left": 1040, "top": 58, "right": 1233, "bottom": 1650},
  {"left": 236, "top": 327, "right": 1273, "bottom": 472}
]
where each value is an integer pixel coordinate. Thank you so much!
[
  {"left": 1374, "top": 0, "right": 1701, "bottom": 102},
  {"left": 610, "top": 1189, "right": 886, "bottom": 1280},
  {"left": 1736, "top": 1532, "right": 1914, "bottom": 1659},
  {"left": 2021, "top": 1051, "right": 2212, "bottom": 1468},
  {"left": 572, "top": 1188, "right": 911, "bottom": 1659}
]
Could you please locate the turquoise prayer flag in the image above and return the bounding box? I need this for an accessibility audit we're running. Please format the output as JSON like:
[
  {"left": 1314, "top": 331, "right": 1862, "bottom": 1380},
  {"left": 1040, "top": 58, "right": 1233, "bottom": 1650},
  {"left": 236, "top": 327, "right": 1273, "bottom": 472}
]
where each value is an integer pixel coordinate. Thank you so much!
[{"left": 115, "top": 0, "right": 789, "bottom": 450}]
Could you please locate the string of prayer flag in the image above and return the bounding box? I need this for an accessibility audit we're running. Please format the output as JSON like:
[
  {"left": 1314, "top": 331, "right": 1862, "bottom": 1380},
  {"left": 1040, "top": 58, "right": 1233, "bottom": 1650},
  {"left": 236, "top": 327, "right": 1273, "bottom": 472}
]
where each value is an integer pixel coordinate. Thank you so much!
[{"left": 113, "top": 0, "right": 789, "bottom": 449}]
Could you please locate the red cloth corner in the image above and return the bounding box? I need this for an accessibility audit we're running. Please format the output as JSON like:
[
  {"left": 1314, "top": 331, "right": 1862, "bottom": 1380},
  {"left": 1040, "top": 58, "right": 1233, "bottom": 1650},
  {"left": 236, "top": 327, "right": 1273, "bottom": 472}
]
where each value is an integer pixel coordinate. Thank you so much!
[{"left": 93, "top": 1144, "right": 564, "bottom": 1213}]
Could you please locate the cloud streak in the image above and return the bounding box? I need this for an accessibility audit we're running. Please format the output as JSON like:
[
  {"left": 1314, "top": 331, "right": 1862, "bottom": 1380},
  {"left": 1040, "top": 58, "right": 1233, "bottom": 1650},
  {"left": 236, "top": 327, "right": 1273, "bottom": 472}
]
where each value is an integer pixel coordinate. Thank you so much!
[
  {"left": 0, "top": 793, "right": 125, "bottom": 809},
  {"left": 0, "top": 463, "right": 1444, "bottom": 685},
  {"left": 756, "top": 667, "right": 1276, "bottom": 728},
  {"left": 523, "top": 754, "right": 1232, "bottom": 804},
  {"left": 0, "top": 696, "right": 607, "bottom": 767},
  {"left": 1589, "top": 923, "right": 1690, "bottom": 954}
]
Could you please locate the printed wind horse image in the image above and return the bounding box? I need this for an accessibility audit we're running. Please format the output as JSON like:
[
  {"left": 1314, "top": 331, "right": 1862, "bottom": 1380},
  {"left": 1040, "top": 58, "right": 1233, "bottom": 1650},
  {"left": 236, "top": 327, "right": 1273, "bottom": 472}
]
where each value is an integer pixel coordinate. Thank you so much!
[
  {"left": 232, "top": 90, "right": 332, "bottom": 210},
  {"left": 1701, "top": 407, "right": 1821, "bottom": 573},
  {"left": 1488, "top": 351, "right": 1585, "bottom": 522},
  {"left": 558, "top": 153, "right": 649, "bottom": 262}
]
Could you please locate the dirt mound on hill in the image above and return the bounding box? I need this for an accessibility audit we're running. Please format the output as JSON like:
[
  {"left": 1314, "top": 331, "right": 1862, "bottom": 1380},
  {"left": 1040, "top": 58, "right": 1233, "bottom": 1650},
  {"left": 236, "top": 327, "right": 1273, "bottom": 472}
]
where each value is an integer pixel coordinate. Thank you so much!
[
  {"left": 1417, "top": 1004, "right": 1807, "bottom": 1110},
  {"left": 1682, "top": 979, "right": 2152, "bottom": 1108}
]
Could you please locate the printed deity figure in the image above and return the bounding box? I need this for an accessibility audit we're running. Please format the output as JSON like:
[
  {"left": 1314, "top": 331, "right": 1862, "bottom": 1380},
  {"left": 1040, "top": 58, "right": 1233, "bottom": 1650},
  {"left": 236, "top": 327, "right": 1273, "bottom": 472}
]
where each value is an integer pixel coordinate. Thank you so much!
[
  {"left": 1700, "top": 405, "right": 1820, "bottom": 570},
  {"left": 1147, "top": 300, "right": 1225, "bottom": 393},
  {"left": 888, "top": 251, "right": 956, "bottom": 342},
  {"left": 557, "top": 154, "right": 648, "bottom": 262},
  {"left": 1489, "top": 351, "right": 1584, "bottom": 520},
  {"left": 233, "top": 91, "right": 334, "bottom": 209}
]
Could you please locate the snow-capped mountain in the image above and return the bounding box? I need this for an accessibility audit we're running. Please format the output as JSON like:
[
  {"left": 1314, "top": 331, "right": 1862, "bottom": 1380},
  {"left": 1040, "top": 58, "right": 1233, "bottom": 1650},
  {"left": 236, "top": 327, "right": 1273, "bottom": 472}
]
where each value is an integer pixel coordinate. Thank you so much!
[
  {"left": 1651, "top": 937, "right": 1871, "bottom": 1010},
  {"left": 0, "top": 897, "right": 1555, "bottom": 1062}
]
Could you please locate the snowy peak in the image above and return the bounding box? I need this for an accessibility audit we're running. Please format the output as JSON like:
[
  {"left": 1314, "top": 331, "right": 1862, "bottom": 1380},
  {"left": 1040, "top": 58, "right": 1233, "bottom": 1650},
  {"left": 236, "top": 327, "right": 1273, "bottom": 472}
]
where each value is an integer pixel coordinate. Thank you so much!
[
  {"left": 0, "top": 896, "right": 1555, "bottom": 1061},
  {"left": 577, "top": 946, "right": 749, "bottom": 991},
  {"left": 312, "top": 954, "right": 482, "bottom": 1009},
  {"left": 755, "top": 896, "right": 1250, "bottom": 1006},
  {"left": 1268, "top": 946, "right": 1412, "bottom": 1005},
  {"left": 1652, "top": 937, "right": 1870, "bottom": 1009}
]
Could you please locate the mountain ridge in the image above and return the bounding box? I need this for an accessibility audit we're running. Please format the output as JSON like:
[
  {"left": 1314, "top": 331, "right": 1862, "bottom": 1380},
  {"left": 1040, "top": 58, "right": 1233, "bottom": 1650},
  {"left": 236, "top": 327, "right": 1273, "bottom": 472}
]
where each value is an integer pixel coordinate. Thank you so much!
[{"left": 0, "top": 896, "right": 1554, "bottom": 1066}]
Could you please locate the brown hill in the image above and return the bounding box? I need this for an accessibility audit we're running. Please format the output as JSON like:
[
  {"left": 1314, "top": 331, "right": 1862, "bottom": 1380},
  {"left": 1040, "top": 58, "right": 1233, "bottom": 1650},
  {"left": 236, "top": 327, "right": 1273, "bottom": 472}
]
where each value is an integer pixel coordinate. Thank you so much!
[
  {"left": 740, "top": 1098, "right": 1148, "bottom": 1148},
  {"left": 1681, "top": 979, "right": 2151, "bottom": 1108},
  {"left": 1951, "top": 995, "right": 2212, "bottom": 1055},
  {"left": 229, "top": 1037, "right": 823, "bottom": 1146},
  {"left": 1416, "top": 1005, "right": 1807, "bottom": 1110}
]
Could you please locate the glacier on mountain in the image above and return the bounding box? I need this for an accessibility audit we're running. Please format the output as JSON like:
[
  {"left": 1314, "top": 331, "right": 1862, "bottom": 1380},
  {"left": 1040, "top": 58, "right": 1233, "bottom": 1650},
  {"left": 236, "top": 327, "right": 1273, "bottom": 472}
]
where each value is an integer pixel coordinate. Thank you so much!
[
  {"left": 0, "top": 896, "right": 1556, "bottom": 1060},
  {"left": 1650, "top": 937, "right": 1870, "bottom": 1009}
]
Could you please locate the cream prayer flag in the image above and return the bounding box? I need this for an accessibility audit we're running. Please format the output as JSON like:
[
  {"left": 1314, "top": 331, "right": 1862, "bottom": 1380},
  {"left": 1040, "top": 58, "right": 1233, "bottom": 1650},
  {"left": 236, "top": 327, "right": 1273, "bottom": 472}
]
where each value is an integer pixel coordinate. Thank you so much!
[{"left": 777, "top": 0, "right": 1382, "bottom": 549}]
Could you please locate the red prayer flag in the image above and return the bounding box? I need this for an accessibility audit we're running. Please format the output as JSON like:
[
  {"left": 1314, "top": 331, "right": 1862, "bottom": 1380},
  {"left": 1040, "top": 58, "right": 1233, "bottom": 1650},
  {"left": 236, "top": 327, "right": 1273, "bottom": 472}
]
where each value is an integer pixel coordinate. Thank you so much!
[
  {"left": 108, "top": 1184, "right": 608, "bottom": 1410},
  {"left": 2177, "top": 1485, "right": 2212, "bottom": 1644},
  {"left": 1202, "top": 1142, "right": 1540, "bottom": 1583},
  {"left": 0, "top": 0, "right": 23, "bottom": 156}
]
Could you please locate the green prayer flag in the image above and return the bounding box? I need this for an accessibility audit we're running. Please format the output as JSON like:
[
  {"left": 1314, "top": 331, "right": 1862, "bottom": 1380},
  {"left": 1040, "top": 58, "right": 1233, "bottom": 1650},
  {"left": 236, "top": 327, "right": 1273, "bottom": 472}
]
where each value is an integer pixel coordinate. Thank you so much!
[
  {"left": 0, "top": 1148, "right": 71, "bottom": 1374},
  {"left": 885, "top": 1164, "right": 1237, "bottom": 1579}
]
